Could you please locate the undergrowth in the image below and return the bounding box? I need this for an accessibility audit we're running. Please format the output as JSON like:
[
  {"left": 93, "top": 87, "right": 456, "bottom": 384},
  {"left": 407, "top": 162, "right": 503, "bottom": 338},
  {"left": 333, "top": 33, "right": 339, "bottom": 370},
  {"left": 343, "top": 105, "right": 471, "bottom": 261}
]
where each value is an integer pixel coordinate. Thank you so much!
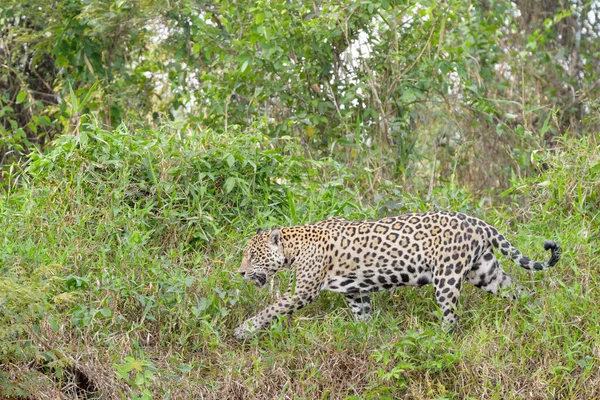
[{"left": 0, "top": 124, "right": 598, "bottom": 399}]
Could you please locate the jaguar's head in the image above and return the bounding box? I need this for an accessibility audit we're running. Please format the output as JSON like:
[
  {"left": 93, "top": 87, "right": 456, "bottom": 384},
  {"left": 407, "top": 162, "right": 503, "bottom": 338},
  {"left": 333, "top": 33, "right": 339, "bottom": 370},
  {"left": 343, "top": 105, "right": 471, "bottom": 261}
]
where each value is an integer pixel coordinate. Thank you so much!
[{"left": 238, "top": 229, "right": 285, "bottom": 288}]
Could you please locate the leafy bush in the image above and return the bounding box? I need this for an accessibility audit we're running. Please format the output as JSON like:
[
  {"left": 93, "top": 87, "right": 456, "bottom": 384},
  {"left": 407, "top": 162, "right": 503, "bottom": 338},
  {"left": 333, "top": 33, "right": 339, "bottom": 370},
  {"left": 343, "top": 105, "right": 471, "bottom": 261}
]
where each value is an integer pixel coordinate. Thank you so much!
[
  {"left": 26, "top": 118, "right": 358, "bottom": 247},
  {"left": 524, "top": 133, "right": 600, "bottom": 220}
]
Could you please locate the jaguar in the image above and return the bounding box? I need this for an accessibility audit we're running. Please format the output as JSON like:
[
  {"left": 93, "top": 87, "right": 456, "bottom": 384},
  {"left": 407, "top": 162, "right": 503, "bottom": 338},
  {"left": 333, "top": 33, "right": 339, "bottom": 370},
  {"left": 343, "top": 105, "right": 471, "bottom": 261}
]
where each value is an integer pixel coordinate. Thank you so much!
[{"left": 234, "top": 212, "right": 560, "bottom": 339}]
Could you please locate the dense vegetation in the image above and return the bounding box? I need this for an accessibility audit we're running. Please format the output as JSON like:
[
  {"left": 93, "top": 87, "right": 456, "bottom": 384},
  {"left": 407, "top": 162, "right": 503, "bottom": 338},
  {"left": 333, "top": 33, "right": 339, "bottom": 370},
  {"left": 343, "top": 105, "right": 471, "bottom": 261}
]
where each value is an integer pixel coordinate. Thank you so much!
[{"left": 1, "top": 0, "right": 599, "bottom": 398}]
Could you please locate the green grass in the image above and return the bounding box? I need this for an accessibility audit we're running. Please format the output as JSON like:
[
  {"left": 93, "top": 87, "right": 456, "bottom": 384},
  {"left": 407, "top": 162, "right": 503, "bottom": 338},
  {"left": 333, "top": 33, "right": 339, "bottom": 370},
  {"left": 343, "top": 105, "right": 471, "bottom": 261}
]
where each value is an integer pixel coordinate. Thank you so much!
[{"left": 1, "top": 124, "right": 598, "bottom": 399}]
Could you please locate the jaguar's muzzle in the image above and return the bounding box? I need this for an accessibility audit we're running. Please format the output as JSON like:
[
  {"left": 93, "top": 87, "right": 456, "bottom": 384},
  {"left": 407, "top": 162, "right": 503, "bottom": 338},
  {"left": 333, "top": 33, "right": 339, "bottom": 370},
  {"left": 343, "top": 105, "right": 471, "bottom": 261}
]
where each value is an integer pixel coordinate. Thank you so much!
[{"left": 251, "top": 272, "right": 267, "bottom": 288}]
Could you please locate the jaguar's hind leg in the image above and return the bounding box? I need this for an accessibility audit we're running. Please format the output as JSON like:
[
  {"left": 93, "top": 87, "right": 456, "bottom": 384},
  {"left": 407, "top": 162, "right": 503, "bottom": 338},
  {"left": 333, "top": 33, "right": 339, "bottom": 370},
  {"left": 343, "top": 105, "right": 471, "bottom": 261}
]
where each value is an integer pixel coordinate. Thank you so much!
[
  {"left": 345, "top": 292, "right": 372, "bottom": 322},
  {"left": 467, "top": 247, "right": 523, "bottom": 298}
]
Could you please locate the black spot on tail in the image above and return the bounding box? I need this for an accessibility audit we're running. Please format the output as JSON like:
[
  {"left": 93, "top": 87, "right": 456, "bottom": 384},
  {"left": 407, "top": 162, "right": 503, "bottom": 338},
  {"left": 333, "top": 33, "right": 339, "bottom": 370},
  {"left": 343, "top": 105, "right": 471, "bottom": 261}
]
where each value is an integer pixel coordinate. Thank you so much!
[
  {"left": 519, "top": 256, "right": 531, "bottom": 267},
  {"left": 543, "top": 240, "right": 561, "bottom": 267}
]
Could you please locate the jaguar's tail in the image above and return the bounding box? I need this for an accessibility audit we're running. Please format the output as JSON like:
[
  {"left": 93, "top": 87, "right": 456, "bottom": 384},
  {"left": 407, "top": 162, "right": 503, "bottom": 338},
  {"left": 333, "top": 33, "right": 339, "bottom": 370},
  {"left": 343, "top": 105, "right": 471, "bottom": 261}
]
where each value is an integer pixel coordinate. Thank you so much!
[{"left": 490, "top": 232, "right": 560, "bottom": 271}]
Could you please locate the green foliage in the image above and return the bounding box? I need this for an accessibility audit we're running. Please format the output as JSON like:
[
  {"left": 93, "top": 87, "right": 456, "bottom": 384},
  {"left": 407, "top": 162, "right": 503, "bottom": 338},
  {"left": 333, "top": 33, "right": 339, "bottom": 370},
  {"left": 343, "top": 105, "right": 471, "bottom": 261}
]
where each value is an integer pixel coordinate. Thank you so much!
[
  {"left": 0, "top": 122, "right": 366, "bottom": 396},
  {"left": 3, "top": 0, "right": 599, "bottom": 192},
  {"left": 26, "top": 118, "right": 357, "bottom": 247},
  {"left": 1, "top": 125, "right": 599, "bottom": 398},
  {"left": 371, "top": 328, "right": 461, "bottom": 389},
  {"left": 114, "top": 356, "right": 157, "bottom": 400},
  {"left": 523, "top": 133, "right": 600, "bottom": 220}
]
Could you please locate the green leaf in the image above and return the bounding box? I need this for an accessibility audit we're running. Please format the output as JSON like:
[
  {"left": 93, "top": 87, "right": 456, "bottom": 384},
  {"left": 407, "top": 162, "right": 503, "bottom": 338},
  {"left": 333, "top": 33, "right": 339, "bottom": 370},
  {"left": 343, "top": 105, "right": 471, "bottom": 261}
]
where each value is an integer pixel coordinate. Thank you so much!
[
  {"left": 540, "top": 111, "right": 552, "bottom": 136},
  {"left": 401, "top": 90, "right": 416, "bottom": 103},
  {"left": 118, "top": 362, "right": 134, "bottom": 373},
  {"left": 178, "top": 364, "right": 193, "bottom": 372},
  {"left": 224, "top": 177, "right": 236, "bottom": 193},
  {"left": 68, "top": 83, "right": 79, "bottom": 111},
  {"left": 80, "top": 80, "right": 100, "bottom": 109},
  {"left": 39, "top": 116, "right": 53, "bottom": 126},
  {"left": 55, "top": 55, "right": 69, "bottom": 68},
  {"left": 254, "top": 13, "right": 264, "bottom": 24},
  {"left": 134, "top": 372, "right": 145, "bottom": 386},
  {"left": 16, "top": 92, "right": 27, "bottom": 104},
  {"left": 287, "top": 190, "right": 297, "bottom": 224},
  {"left": 495, "top": 123, "right": 505, "bottom": 136},
  {"left": 196, "top": 297, "right": 209, "bottom": 312},
  {"left": 515, "top": 124, "right": 524, "bottom": 135},
  {"left": 466, "top": 84, "right": 478, "bottom": 94},
  {"left": 79, "top": 129, "right": 89, "bottom": 147},
  {"left": 225, "top": 154, "right": 235, "bottom": 167},
  {"left": 98, "top": 307, "right": 112, "bottom": 317},
  {"left": 240, "top": 60, "right": 249, "bottom": 73},
  {"left": 28, "top": 121, "right": 38, "bottom": 134}
]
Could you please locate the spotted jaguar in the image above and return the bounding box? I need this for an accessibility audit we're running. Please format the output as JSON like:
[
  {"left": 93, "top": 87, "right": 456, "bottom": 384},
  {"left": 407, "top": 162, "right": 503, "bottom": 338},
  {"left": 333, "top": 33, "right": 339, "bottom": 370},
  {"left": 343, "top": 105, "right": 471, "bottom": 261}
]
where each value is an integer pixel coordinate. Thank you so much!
[{"left": 234, "top": 212, "right": 560, "bottom": 339}]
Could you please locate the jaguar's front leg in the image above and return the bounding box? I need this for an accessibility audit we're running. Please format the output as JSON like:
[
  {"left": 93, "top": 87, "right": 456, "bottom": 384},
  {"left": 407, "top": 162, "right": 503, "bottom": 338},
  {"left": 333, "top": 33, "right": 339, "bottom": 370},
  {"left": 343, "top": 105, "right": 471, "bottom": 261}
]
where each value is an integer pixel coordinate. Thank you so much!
[{"left": 234, "top": 277, "right": 322, "bottom": 340}]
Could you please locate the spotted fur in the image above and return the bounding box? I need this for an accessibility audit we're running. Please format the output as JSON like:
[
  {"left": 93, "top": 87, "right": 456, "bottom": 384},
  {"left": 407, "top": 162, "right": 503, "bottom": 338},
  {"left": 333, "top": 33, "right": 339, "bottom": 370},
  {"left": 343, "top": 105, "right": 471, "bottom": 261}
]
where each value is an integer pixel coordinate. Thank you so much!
[{"left": 234, "top": 212, "right": 560, "bottom": 339}]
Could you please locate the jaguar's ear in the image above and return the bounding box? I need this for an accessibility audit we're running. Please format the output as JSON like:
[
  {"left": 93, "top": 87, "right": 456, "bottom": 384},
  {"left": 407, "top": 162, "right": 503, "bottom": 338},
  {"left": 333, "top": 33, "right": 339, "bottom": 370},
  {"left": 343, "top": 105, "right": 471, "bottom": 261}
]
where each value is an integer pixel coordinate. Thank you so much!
[
  {"left": 256, "top": 228, "right": 263, "bottom": 234},
  {"left": 269, "top": 229, "right": 281, "bottom": 246}
]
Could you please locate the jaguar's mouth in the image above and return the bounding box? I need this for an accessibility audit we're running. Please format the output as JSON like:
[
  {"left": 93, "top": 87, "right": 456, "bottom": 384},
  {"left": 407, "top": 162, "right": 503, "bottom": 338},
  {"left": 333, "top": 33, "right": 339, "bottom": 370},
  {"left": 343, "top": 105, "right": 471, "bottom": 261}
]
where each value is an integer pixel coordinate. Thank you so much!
[{"left": 251, "top": 273, "right": 267, "bottom": 288}]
